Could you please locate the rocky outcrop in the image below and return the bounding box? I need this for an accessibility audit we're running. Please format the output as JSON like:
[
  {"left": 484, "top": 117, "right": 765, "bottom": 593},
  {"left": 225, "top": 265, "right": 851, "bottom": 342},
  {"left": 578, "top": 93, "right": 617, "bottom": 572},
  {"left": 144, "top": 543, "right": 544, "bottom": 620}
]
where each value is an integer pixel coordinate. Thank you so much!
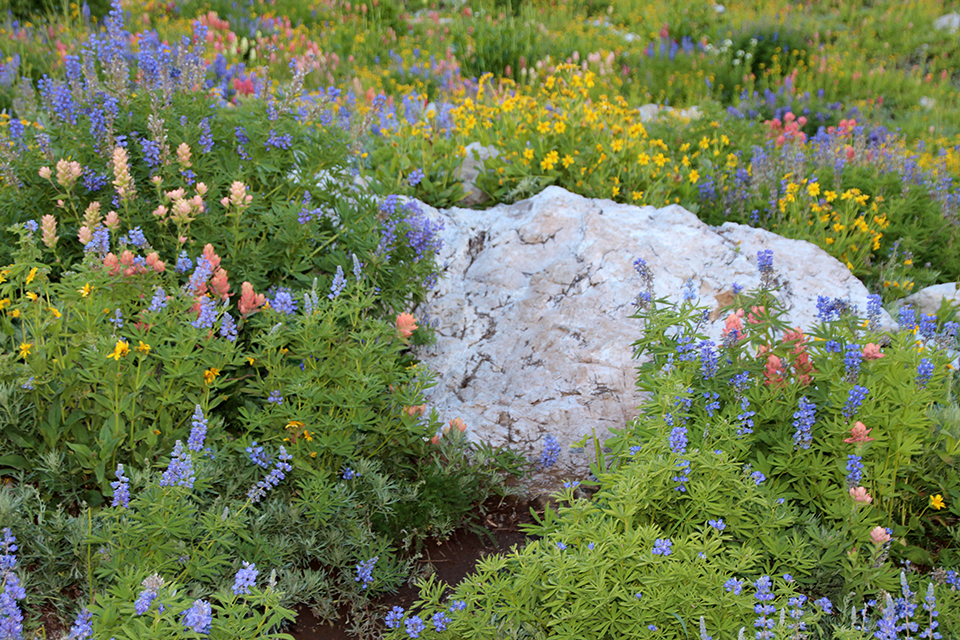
[
  {"left": 900, "top": 282, "right": 960, "bottom": 317},
  {"left": 416, "top": 187, "right": 893, "bottom": 493}
]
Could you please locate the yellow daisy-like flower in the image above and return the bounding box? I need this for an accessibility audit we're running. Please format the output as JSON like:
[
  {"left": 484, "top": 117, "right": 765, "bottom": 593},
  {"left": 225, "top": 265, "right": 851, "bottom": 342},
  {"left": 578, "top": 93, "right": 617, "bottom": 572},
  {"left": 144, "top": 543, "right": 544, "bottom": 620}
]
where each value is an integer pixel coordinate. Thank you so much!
[
  {"left": 0, "top": 269, "right": 9, "bottom": 284},
  {"left": 522, "top": 148, "right": 534, "bottom": 161},
  {"left": 688, "top": 170, "right": 699, "bottom": 184},
  {"left": 25, "top": 292, "right": 38, "bottom": 302},
  {"left": 48, "top": 307, "right": 61, "bottom": 319},
  {"left": 136, "top": 341, "right": 151, "bottom": 356},
  {"left": 203, "top": 367, "right": 220, "bottom": 385},
  {"left": 107, "top": 340, "right": 129, "bottom": 361},
  {"left": 18, "top": 342, "right": 32, "bottom": 359},
  {"left": 78, "top": 283, "right": 92, "bottom": 298},
  {"left": 930, "top": 494, "right": 945, "bottom": 510},
  {"left": 246, "top": 357, "right": 256, "bottom": 365},
  {"left": 561, "top": 154, "right": 574, "bottom": 169},
  {"left": 25, "top": 267, "right": 37, "bottom": 285}
]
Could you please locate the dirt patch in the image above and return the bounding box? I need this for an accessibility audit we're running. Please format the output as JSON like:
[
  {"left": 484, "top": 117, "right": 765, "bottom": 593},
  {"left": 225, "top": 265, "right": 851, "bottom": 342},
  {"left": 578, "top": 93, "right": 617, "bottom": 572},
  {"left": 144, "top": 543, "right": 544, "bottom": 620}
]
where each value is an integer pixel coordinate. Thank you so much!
[{"left": 288, "top": 495, "right": 539, "bottom": 639}]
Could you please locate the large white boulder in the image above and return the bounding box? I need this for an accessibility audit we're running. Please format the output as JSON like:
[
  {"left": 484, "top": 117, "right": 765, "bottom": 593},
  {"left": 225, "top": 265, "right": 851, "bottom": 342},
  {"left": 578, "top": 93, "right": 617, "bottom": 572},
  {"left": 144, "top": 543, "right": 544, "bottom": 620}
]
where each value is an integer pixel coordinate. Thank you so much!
[{"left": 416, "top": 187, "right": 892, "bottom": 493}]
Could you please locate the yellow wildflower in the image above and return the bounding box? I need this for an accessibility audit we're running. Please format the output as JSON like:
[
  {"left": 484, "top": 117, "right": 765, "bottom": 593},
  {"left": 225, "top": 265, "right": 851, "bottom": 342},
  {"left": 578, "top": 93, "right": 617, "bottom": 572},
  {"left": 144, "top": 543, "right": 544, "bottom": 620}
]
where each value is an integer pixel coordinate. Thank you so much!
[
  {"left": 553, "top": 121, "right": 566, "bottom": 134},
  {"left": 78, "top": 283, "right": 92, "bottom": 297},
  {"left": 561, "top": 154, "right": 574, "bottom": 169},
  {"left": 25, "top": 267, "right": 37, "bottom": 285},
  {"left": 689, "top": 170, "right": 699, "bottom": 184},
  {"left": 136, "top": 341, "right": 151, "bottom": 355},
  {"left": 930, "top": 494, "right": 945, "bottom": 510},
  {"left": 247, "top": 357, "right": 256, "bottom": 365},
  {"left": 203, "top": 367, "right": 220, "bottom": 385},
  {"left": 523, "top": 148, "right": 534, "bottom": 161},
  {"left": 637, "top": 152, "right": 650, "bottom": 166},
  {"left": 48, "top": 307, "right": 61, "bottom": 319},
  {"left": 0, "top": 298, "right": 9, "bottom": 310},
  {"left": 536, "top": 121, "right": 551, "bottom": 135},
  {"left": 0, "top": 269, "right": 9, "bottom": 284},
  {"left": 18, "top": 342, "right": 32, "bottom": 359},
  {"left": 107, "top": 340, "right": 129, "bottom": 361},
  {"left": 25, "top": 292, "right": 38, "bottom": 302}
]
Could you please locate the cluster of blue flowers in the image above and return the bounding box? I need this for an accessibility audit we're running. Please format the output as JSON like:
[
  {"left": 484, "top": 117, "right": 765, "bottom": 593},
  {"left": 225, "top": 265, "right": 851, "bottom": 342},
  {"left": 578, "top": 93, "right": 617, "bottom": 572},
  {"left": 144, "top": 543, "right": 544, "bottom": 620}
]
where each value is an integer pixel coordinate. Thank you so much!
[
  {"left": 159, "top": 440, "right": 195, "bottom": 489},
  {"left": 247, "top": 446, "right": 293, "bottom": 503},
  {"left": 246, "top": 442, "right": 272, "bottom": 469},
  {"left": 0, "top": 528, "right": 26, "bottom": 639},
  {"left": 111, "top": 463, "right": 130, "bottom": 508},
  {"left": 355, "top": 556, "right": 378, "bottom": 590},
  {"left": 538, "top": 434, "right": 561, "bottom": 469},
  {"left": 232, "top": 562, "right": 259, "bottom": 595},
  {"left": 917, "top": 358, "right": 935, "bottom": 388},
  {"left": 752, "top": 575, "right": 777, "bottom": 640},
  {"left": 845, "top": 454, "right": 864, "bottom": 488},
  {"left": 651, "top": 538, "right": 673, "bottom": 556},
  {"left": 181, "top": 599, "right": 212, "bottom": 634},
  {"left": 269, "top": 288, "right": 298, "bottom": 315},
  {"left": 187, "top": 405, "right": 208, "bottom": 452},
  {"left": 791, "top": 396, "right": 816, "bottom": 450},
  {"left": 148, "top": 287, "right": 168, "bottom": 313},
  {"left": 843, "top": 385, "right": 869, "bottom": 419},
  {"left": 328, "top": 266, "right": 347, "bottom": 300}
]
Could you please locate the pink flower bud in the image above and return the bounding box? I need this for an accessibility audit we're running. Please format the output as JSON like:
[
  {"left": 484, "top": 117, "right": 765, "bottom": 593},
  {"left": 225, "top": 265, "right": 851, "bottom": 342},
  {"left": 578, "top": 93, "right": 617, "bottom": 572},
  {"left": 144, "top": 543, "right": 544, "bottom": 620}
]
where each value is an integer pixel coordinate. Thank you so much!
[
  {"left": 396, "top": 312, "right": 418, "bottom": 338},
  {"left": 40, "top": 214, "right": 58, "bottom": 248},
  {"left": 196, "top": 182, "right": 208, "bottom": 196},
  {"left": 78, "top": 226, "right": 93, "bottom": 244},
  {"left": 849, "top": 486, "right": 873, "bottom": 504},
  {"left": 870, "top": 526, "right": 891, "bottom": 545},
  {"left": 39, "top": 166, "right": 52, "bottom": 180},
  {"left": 104, "top": 211, "right": 120, "bottom": 230}
]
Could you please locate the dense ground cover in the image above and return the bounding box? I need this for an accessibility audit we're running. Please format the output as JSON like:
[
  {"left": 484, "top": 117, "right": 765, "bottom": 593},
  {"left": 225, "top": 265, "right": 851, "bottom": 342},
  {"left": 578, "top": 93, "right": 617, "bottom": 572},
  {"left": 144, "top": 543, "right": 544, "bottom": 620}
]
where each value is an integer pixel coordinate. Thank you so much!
[{"left": 0, "top": 0, "right": 958, "bottom": 638}]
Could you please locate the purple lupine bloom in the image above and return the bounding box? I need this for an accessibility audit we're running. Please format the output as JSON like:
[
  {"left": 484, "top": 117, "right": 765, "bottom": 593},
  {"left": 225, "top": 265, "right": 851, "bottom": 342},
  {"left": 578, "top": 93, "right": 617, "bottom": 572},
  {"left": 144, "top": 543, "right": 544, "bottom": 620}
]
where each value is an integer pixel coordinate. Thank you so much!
[
  {"left": 246, "top": 442, "right": 271, "bottom": 469},
  {"left": 66, "top": 608, "right": 92, "bottom": 640},
  {"left": 269, "top": 288, "right": 298, "bottom": 315},
  {"left": 842, "top": 385, "right": 869, "bottom": 419},
  {"left": 846, "top": 454, "right": 864, "bottom": 488},
  {"left": 917, "top": 359, "right": 935, "bottom": 388},
  {"left": 187, "top": 405, "right": 207, "bottom": 452},
  {"left": 385, "top": 606, "right": 405, "bottom": 629},
  {"left": 175, "top": 251, "right": 193, "bottom": 273},
  {"left": 753, "top": 575, "right": 777, "bottom": 639},
  {"left": 408, "top": 168, "right": 425, "bottom": 186},
  {"left": 199, "top": 117, "right": 214, "bottom": 152},
  {"left": 111, "top": 464, "right": 130, "bottom": 508},
  {"left": 431, "top": 611, "right": 451, "bottom": 632},
  {"left": 219, "top": 312, "right": 238, "bottom": 342},
  {"left": 191, "top": 296, "right": 218, "bottom": 330},
  {"left": 792, "top": 396, "right": 816, "bottom": 450},
  {"left": 159, "top": 441, "right": 195, "bottom": 489},
  {"left": 538, "top": 435, "right": 561, "bottom": 469},
  {"left": 181, "top": 599, "right": 212, "bottom": 634},
  {"left": 246, "top": 446, "right": 293, "bottom": 503},
  {"left": 148, "top": 287, "right": 167, "bottom": 313},
  {"left": 843, "top": 343, "right": 862, "bottom": 381},
  {"left": 328, "top": 266, "right": 346, "bottom": 300},
  {"left": 232, "top": 562, "right": 258, "bottom": 595},
  {"left": 404, "top": 616, "right": 425, "bottom": 639},
  {"left": 651, "top": 538, "right": 672, "bottom": 556},
  {"left": 355, "top": 556, "right": 378, "bottom": 589}
]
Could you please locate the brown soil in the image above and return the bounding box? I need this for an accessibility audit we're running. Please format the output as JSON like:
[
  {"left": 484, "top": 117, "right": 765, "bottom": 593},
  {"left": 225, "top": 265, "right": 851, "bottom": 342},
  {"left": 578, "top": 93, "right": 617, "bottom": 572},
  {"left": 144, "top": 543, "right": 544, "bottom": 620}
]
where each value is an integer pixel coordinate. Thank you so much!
[{"left": 287, "top": 495, "right": 539, "bottom": 640}]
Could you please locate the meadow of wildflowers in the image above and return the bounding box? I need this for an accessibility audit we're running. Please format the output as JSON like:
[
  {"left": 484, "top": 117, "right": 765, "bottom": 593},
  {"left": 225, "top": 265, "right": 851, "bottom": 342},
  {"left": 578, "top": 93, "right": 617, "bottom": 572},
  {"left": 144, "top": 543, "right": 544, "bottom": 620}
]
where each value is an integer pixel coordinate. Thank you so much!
[{"left": 0, "top": 0, "right": 958, "bottom": 637}]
